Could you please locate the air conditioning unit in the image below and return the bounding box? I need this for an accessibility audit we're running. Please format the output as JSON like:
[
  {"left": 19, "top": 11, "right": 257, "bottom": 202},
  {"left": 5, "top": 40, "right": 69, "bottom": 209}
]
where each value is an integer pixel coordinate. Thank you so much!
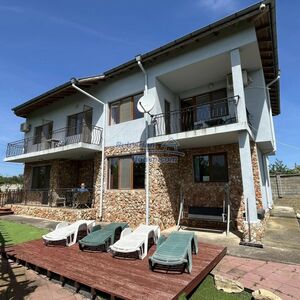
[
  {"left": 227, "top": 70, "right": 249, "bottom": 91},
  {"left": 20, "top": 122, "right": 31, "bottom": 133}
]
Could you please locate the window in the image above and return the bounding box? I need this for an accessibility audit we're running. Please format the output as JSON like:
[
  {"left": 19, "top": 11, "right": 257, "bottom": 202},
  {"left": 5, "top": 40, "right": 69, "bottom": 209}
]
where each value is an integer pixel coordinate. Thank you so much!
[
  {"left": 182, "top": 88, "right": 228, "bottom": 121},
  {"left": 110, "top": 92, "right": 143, "bottom": 125},
  {"left": 33, "top": 122, "right": 53, "bottom": 144},
  {"left": 31, "top": 165, "right": 51, "bottom": 189},
  {"left": 108, "top": 155, "right": 145, "bottom": 189},
  {"left": 67, "top": 109, "right": 92, "bottom": 136},
  {"left": 193, "top": 153, "right": 228, "bottom": 182}
]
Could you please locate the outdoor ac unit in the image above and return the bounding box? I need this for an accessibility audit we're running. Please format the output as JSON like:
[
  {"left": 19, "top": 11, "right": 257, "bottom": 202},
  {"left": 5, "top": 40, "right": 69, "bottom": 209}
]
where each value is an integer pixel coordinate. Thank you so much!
[
  {"left": 227, "top": 70, "right": 249, "bottom": 91},
  {"left": 20, "top": 122, "right": 31, "bottom": 133}
]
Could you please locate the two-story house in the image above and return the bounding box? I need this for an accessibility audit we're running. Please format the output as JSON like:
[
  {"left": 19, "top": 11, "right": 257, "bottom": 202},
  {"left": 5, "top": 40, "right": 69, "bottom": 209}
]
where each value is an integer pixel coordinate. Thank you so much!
[{"left": 5, "top": 0, "right": 279, "bottom": 242}]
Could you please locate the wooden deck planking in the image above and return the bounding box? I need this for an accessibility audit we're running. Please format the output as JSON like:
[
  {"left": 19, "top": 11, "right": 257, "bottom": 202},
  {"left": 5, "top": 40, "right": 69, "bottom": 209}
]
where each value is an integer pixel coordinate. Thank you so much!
[{"left": 5, "top": 240, "right": 226, "bottom": 300}]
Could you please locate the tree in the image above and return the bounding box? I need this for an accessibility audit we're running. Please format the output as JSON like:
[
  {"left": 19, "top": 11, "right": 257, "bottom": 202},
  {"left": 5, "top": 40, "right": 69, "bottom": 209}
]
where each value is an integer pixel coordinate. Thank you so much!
[{"left": 269, "top": 159, "right": 292, "bottom": 175}]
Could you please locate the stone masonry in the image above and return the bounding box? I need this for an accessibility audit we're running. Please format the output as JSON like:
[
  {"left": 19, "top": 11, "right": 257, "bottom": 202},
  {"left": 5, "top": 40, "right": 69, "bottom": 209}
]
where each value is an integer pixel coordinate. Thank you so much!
[{"left": 19, "top": 141, "right": 266, "bottom": 241}]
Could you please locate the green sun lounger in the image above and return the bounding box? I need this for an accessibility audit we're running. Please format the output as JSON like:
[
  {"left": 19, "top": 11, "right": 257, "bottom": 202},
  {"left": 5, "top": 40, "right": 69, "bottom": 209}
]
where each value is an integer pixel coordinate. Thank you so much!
[
  {"left": 148, "top": 231, "right": 198, "bottom": 273},
  {"left": 78, "top": 222, "right": 128, "bottom": 251}
]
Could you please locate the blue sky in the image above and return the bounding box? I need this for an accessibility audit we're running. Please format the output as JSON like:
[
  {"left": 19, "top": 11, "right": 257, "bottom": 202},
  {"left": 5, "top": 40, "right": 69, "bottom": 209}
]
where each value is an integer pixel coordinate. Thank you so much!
[{"left": 0, "top": 0, "right": 299, "bottom": 176}]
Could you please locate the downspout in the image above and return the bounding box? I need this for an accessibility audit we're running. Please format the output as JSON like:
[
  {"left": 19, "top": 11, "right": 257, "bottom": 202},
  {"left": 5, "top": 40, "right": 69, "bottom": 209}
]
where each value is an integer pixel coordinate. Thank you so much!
[
  {"left": 71, "top": 78, "right": 106, "bottom": 221},
  {"left": 266, "top": 71, "right": 280, "bottom": 152},
  {"left": 136, "top": 55, "right": 150, "bottom": 226}
]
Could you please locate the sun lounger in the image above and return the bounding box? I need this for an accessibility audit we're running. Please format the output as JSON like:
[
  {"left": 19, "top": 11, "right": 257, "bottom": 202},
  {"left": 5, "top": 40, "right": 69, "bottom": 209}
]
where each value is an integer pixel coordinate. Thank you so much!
[
  {"left": 78, "top": 222, "right": 128, "bottom": 251},
  {"left": 109, "top": 224, "right": 160, "bottom": 260},
  {"left": 42, "top": 220, "right": 95, "bottom": 247},
  {"left": 148, "top": 231, "right": 198, "bottom": 273}
]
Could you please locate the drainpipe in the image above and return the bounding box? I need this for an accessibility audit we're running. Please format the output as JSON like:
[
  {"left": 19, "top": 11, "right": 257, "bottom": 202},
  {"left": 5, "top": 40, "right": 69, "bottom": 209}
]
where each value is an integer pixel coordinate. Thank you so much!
[
  {"left": 266, "top": 71, "right": 280, "bottom": 152},
  {"left": 136, "top": 55, "right": 150, "bottom": 226},
  {"left": 71, "top": 78, "right": 106, "bottom": 221}
]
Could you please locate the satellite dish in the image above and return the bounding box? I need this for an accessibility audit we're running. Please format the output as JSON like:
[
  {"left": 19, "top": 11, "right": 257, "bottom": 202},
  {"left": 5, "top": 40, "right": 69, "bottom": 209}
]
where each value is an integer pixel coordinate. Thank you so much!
[{"left": 137, "top": 94, "right": 155, "bottom": 114}]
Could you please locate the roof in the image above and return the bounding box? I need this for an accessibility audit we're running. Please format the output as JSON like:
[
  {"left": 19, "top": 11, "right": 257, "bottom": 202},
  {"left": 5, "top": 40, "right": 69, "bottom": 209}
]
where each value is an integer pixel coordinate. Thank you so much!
[{"left": 13, "top": 0, "right": 280, "bottom": 117}]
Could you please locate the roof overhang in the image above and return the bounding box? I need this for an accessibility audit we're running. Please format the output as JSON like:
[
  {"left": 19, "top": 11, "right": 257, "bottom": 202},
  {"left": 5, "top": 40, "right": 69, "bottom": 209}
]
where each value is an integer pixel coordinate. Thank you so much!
[{"left": 13, "top": 0, "right": 280, "bottom": 118}]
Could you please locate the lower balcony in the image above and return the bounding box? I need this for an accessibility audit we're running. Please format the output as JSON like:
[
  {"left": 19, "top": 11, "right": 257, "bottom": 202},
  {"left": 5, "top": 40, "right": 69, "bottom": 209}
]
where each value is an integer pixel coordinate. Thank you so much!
[{"left": 5, "top": 125, "right": 102, "bottom": 163}]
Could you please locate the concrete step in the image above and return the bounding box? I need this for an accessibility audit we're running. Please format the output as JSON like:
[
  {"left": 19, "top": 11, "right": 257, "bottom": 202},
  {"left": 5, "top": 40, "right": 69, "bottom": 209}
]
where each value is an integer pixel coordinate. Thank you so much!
[{"left": 270, "top": 206, "right": 296, "bottom": 218}]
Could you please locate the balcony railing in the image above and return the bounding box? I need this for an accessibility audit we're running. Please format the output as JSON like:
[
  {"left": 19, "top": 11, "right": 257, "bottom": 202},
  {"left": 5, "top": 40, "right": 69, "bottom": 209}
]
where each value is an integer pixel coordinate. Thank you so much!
[
  {"left": 152, "top": 96, "right": 238, "bottom": 137},
  {"left": 0, "top": 188, "right": 94, "bottom": 208},
  {"left": 6, "top": 124, "right": 102, "bottom": 158}
]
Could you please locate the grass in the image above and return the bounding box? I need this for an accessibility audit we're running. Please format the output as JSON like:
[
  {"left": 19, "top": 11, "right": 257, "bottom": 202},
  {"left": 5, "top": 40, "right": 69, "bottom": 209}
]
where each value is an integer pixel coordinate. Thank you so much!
[
  {"left": 0, "top": 220, "right": 48, "bottom": 246},
  {"left": 180, "top": 275, "right": 252, "bottom": 300}
]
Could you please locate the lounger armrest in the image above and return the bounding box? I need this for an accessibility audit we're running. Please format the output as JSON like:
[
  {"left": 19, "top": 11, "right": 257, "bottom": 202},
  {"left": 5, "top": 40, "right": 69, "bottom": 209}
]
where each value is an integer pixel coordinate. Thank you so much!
[
  {"left": 55, "top": 222, "right": 69, "bottom": 230},
  {"left": 120, "top": 227, "right": 132, "bottom": 239},
  {"left": 157, "top": 235, "right": 167, "bottom": 248}
]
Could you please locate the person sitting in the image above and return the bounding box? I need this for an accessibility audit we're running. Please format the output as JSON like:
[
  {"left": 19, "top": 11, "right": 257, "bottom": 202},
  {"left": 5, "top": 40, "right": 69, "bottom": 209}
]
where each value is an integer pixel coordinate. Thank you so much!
[{"left": 78, "top": 183, "right": 89, "bottom": 193}]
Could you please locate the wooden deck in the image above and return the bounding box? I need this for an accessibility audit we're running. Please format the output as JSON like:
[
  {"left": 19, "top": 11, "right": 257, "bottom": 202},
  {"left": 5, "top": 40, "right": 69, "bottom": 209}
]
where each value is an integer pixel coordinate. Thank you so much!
[{"left": 4, "top": 240, "right": 226, "bottom": 300}]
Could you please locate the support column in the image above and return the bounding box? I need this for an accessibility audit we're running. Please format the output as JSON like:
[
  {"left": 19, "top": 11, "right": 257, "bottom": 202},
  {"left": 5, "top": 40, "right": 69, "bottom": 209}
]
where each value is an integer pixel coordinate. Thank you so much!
[
  {"left": 231, "top": 48, "right": 258, "bottom": 223},
  {"left": 264, "top": 155, "right": 273, "bottom": 207},
  {"left": 238, "top": 131, "right": 258, "bottom": 222},
  {"left": 230, "top": 48, "right": 248, "bottom": 124}
]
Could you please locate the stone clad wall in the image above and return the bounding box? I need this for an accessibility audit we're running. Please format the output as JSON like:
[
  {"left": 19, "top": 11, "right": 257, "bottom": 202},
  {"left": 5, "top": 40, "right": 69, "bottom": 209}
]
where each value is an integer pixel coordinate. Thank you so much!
[
  {"left": 178, "top": 144, "right": 244, "bottom": 230},
  {"left": 8, "top": 205, "right": 96, "bottom": 222},
  {"left": 251, "top": 143, "right": 263, "bottom": 209}
]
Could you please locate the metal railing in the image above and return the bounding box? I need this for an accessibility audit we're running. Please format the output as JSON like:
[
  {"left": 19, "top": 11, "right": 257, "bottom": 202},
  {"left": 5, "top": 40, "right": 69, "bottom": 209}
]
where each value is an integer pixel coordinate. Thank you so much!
[
  {"left": 6, "top": 124, "right": 102, "bottom": 158},
  {"left": 151, "top": 96, "right": 238, "bottom": 137},
  {"left": 0, "top": 188, "right": 94, "bottom": 208}
]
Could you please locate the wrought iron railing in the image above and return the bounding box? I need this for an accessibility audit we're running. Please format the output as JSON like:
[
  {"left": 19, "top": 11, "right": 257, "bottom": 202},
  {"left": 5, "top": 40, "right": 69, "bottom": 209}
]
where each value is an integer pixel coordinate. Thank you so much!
[
  {"left": 151, "top": 96, "right": 239, "bottom": 137},
  {"left": 6, "top": 124, "right": 102, "bottom": 158},
  {"left": 0, "top": 188, "right": 94, "bottom": 208}
]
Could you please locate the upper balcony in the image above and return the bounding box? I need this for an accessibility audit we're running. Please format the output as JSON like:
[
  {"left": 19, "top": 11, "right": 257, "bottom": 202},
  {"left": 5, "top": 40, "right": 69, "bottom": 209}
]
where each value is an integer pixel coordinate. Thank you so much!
[
  {"left": 5, "top": 124, "right": 102, "bottom": 163},
  {"left": 152, "top": 96, "right": 238, "bottom": 137}
]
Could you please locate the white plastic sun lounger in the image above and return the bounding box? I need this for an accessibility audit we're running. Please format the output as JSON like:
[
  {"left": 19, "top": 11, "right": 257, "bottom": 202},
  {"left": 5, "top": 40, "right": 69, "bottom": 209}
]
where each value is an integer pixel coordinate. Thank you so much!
[
  {"left": 42, "top": 220, "right": 95, "bottom": 247},
  {"left": 109, "top": 224, "right": 160, "bottom": 259}
]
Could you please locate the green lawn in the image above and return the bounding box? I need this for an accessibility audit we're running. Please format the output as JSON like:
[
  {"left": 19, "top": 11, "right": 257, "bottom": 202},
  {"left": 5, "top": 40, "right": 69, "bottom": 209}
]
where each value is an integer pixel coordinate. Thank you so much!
[
  {"left": 181, "top": 275, "right": 252, "bottom": 300},
  {"left": 0, "top": 220, "right": 48, "bottom": 246}
]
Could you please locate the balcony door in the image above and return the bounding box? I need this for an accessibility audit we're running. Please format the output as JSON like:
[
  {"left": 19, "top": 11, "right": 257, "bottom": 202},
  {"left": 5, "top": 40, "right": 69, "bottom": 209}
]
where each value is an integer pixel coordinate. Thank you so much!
[
  {"left": 180, "top": 88, "right": 227, "bottom": 130},
  {"left": 33, "top": 122, "right": 53, "bottom": 151},
  {"left": 67, "top": 108, "right": 92, "bottom": 144}
]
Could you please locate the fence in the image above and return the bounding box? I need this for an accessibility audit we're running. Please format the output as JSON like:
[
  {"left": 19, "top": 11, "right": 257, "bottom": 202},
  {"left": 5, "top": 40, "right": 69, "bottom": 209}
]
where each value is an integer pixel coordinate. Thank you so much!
[{"left": 270, "top": 174, "right": 300, "bottom": 198}]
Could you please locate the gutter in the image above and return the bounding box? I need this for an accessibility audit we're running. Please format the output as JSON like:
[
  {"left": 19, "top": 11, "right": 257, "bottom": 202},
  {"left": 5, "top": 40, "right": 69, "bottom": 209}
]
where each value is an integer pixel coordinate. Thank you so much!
[
  {"left": 136, "top": 56, "right": 150, "bottom": 226},
  {"left": 71, "top": 78, "right": 106, "bottom": 221}
]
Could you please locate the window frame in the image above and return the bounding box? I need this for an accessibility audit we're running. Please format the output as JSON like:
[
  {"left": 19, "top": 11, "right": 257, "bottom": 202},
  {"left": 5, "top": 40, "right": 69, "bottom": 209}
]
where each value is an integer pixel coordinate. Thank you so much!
[
  {"left": 193, "top": 152, "right": 228, "bottom": 183},
  {"left": 109, "top": 92, "right": 144, "bottom": 125},
  {"left": 31, "top": 165, "right": 51, "bottom": 190},
  {"left": 107, "top": 154, "right": 145, "bottom": 190},
  {"left": 33, "top": 122, "right": 53, "bottom": 145},
  {"left": 180, "top": 88, "right": 228, "bottom": 121},
  {"left": 67, "top": 109, "right": 93, "bottom": 137}
]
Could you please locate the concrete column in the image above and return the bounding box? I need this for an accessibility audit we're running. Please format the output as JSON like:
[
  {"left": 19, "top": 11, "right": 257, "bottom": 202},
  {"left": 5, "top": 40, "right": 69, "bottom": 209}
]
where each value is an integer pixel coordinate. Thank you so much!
[
  {"left": 231, "top": 49, "right": 258, "bottom": 222},
  {"left": 230, "top": 48, "right": 248, "bottom": 124},
  {"left": 238, "top": 131, "right": 258, "bottom": 222}
]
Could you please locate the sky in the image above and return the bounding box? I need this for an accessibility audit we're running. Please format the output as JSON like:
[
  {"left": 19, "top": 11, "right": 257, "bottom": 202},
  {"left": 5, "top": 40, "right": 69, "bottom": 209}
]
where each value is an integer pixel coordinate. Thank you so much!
[{"left": 0, "top": 0, "right": 299, "bottom": 176}]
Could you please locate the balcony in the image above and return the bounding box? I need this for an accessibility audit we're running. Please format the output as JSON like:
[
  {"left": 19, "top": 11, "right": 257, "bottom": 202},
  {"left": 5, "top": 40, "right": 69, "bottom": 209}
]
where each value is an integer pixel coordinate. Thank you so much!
[
  {"left": 148, "top": 96, "right": 250, "bottom": 148},
  {"left": 152, "top": 96, "right": 238, "bottom": 136},
  {"left": 5, "top": 124, "right": 102, "bottom": 162}
]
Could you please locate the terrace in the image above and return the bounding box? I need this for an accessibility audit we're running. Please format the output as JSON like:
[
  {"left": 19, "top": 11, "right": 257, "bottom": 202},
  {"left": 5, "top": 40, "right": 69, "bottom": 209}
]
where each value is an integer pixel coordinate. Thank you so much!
[
  {"left": 4, "top": 239, "right": 226, "bottom": 299},
  {"left": 5, "top": 124, "right": 102, "bottom": 163}
]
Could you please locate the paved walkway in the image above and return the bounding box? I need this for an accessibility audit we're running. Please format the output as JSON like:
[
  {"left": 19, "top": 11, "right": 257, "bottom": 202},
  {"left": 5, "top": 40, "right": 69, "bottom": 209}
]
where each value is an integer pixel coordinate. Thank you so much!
[
  {"left": 212, "top": 255, "right": 300, "bottom": 300},
  {"left": 165, "top": 205, "right": 300, "bottom": 265},
  {"left": 0, "top": 257, "right": 88, "bottom": 300}
]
